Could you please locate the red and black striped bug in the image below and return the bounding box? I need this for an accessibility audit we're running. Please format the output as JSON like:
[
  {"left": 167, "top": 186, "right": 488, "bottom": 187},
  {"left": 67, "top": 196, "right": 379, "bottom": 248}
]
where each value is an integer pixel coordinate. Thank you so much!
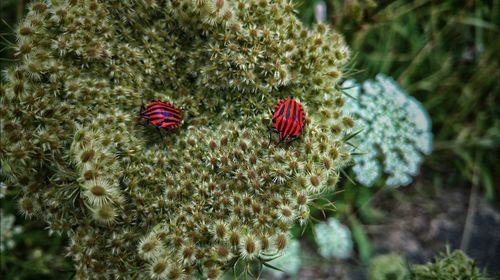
[
  {"left": 269, "top": 98, "right": 306, "bottom": 145},
  {"left": 139, "top": 100, "right": 183, "bottom": 137}
]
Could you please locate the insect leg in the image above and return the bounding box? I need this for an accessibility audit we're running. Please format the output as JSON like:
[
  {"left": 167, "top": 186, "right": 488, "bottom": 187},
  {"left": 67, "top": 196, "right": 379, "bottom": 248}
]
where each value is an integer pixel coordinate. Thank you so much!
[
  {"left": 268, "top": 126, "right": 273, "bottom": 147},
  {"left": 268, "top": 126, "right": 278, "bottom": 147},
  {"left": 139, "top": 91, "right": 146, "bottom": 115},
  {"left": 135, "top": 117, "right": 148, "bottom": 127},
  {"left": 156, "top": 127, "right": 165, "bottom": 140},
  {"left": 276, "top": 138, "right": 284, "bottom": 147},
  {"left": 285, "top": 137, "right": 298, "bottom": 147}
]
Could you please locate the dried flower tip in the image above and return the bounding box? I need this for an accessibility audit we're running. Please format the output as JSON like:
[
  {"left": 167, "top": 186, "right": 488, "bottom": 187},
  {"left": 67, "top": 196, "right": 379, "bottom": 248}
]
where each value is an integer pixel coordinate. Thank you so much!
[
  {"left": 92, "top": 205, "right": 117, "bottom": 224},
  {"left": 278, "top": 204, "right": 295, "bottom": 223},
  {"left": 139, "top": 234, "right": 163, "bottom": 260},
  {"left": 207, "top": 266, "right": 221, "bottom": 279},
  {"left": 229, "top": 231, "right": 240, "bottom": 246},
  {"left": 18, "top": 196, "right": 39, "bottom": 217},
  {"left": 82, "top": 179, "right": 123, "bottom": 207},
  {"left": 240, "top": 235, "right": 260, "bottom": 259},
  {"left": 274, "top": 233, "right": 288, "bottom": 251},
  {"left": 31, "top": 3, "right": 48, "bottom": 13}
]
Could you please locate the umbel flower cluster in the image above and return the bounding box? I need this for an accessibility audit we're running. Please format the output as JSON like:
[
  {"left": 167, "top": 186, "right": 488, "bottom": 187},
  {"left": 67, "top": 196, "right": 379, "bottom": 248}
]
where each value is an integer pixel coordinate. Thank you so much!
[
  {"left": 0, "top": 1, "right": 353, "bottom": 279},
  {"left": 314, "top": 217, "right": 352, "bottom": 259},
  {"left": 343, "top": 74, "right": 433, "bottom": 187},
  {"left": 0, "top": 209, "right": 23, "bottom": 252}
]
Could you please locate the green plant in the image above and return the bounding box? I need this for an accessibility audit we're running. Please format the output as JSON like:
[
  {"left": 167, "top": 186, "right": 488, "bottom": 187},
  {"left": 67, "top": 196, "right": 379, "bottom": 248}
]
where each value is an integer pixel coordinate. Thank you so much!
[
  {"left": 368, "top": 253, "right": 409, "bottom": 280},
  {"left": 411, "top": 249, "right": 484, "bottom": 280},
  {"left": 0, "top": 1, "right": 354, "bottom": 278},
  {"left": 0, "top": 174, "right": 72, "bottom": 279},
  {"left": 324, "top": 0, "right": 499, "bottom": 199}
]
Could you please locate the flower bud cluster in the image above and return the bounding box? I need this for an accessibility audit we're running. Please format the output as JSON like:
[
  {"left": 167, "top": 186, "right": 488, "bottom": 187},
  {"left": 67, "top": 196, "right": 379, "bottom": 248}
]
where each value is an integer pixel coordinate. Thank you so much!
[{"left": 1, "top": 1, "right": 353, "bottom": 278}]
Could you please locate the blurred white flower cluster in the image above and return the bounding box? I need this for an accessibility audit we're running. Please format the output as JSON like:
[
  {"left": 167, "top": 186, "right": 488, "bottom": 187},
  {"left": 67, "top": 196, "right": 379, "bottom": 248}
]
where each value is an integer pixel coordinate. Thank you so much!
[
  {"left": 0, "top": 210, "right": 23, "bottom": 252},
  {"left": 343, "top": 74, "right": 433, "bottom": 187},
  {"left": 267, "top": 239, "right": 302, "bottom": 278},
  {"left": 315, "top": 0, "right": 327, "bottom": 23},
  {"left": 0, "top": 182, "right": 6, "bottom": 199},
  {"left": 314, "top": 218, "right": 352, "bottom": 259}
]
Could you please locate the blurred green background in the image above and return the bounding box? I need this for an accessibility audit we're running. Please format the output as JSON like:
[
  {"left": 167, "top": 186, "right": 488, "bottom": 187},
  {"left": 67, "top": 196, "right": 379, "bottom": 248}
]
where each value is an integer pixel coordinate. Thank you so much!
[{"left": 1, "top": 0, "right": 499, "bottom": 279}]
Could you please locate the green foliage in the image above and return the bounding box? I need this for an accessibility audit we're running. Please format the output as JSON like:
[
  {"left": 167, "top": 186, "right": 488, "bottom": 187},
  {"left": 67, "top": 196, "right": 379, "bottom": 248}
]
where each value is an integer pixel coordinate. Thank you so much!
[
  {"left": 368, "top": 253, "right": 409, "bottom": 280},
  {"left": 410, "top": 249, "right": 484, "bottom": 280},
  {"left": 349, "top": 215, "right": 371, "bottom": 263},
  {"left": 0, "top": 0, "right": 353, "bottom": 278},
  {"left": 312, "top": 0, "right": 499, "bottom": 199},
  {"left": 0, "top": 189, "right": 72, "bottom": 279}
]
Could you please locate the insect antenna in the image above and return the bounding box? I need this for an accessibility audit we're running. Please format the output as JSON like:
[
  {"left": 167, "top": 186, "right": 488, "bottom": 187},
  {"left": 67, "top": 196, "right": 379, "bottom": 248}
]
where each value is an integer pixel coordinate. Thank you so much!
[
  {"left": 276, "top": 137, "right": 284, "bottom": 147},
  {"left": 138, "top": 91, "right": 146, "bottom": 115}
]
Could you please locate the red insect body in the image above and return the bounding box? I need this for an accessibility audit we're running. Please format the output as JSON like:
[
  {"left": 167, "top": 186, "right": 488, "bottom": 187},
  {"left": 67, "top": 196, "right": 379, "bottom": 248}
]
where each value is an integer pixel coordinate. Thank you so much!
[
  {"left": 272, "top": 98, "right": 305, "bottom": 142},
  {"left": 140, "top": 100, "right": 183, "bottom": 129}
]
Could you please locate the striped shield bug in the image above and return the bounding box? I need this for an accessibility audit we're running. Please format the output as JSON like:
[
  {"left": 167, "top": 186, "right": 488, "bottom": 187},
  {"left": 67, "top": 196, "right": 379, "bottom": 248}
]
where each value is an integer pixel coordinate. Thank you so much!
[
  {"left": 139, "top": 100, "right": 183, "bottom": 137},
  {"left": 269, "top": 98, "right": 306, "bottom": 145}
]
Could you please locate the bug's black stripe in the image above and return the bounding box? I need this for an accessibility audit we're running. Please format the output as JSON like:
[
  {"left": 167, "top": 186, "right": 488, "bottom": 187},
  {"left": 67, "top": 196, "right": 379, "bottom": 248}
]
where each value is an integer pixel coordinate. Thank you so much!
[
  {"left": 283, "top": 101, "right": 295, "bottom": 136},
  {"left": 146, "top": 116, "right": 182, "bottom": 123},
  {"left": 150, "top": 119, "right": 164, "bottom": 126},
  {"left": 144, "top": 110, "right": 177, "bottom": 117},
  {"left": 292, "top": 99, "right": 299, "bottom": 121},
  {"left": 143, "top": 101, "right": 170, "bottom": 109},
  {"left": 276, "top": 100, "right": 287, "bottom": 119},
  {"left": 293, "top": 120, "right": 301, "bottom": 136},
  {"left": 275, "top": 116, "right": 282, "bottom": 132},
  {"left": 143, "top": 111, "right": 182, "bottom": 119},
  {"left": 291, "top": 107, "right": 304, "bottom": 136},
  {"left": 143, "top": 104, "right": 167, "bottom": 111},
  {"left": 147, "top": 116, "right": 181, "bottom": 122},
  {"left": 144, "top": 109, "right": 182, "bottom": 119},
  {"left": 143, "top": 106, "right": 182, "bottom": 118},
  {"left": 278, "top": 115, "right": 287, "bottom": 135},
  {"left": 143, "top": 103, "right": 177, "bottom": 112},
  {"left": 273, "top": 100, "right": 284, "bottom": 117},
  {"left": 160, "top": 121, "right": 178, "bottom": 127},
  {"left": 284, "top": 99, "right": 292, "bottom": 120},
  {"left": 286, "top": 99, "right": 298, "bottom": 135},
  {"left": 299, "top": 110, "right": 305, "bottom": 125},
  {"left": 283, "top": 121, "right": 292, "bottom": 138}
]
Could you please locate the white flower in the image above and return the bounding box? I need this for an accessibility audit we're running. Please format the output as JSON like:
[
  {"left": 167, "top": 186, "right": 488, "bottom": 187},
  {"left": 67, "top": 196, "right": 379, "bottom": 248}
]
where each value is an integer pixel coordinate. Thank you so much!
[
  {"left": 343, "top": 74, "right": 433, "bottom": 187},
  {"left": 0, "top": 182, "right": 7, "bottom": 199},
  {"left": 314, "top": 218, "right": 352, "bottom": 259},
  {"left": 0, "top": 210, "right": 23, "bottom": 252},
  {"left": 314, "top": 1, "right": 327, "bottom": 23}
]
